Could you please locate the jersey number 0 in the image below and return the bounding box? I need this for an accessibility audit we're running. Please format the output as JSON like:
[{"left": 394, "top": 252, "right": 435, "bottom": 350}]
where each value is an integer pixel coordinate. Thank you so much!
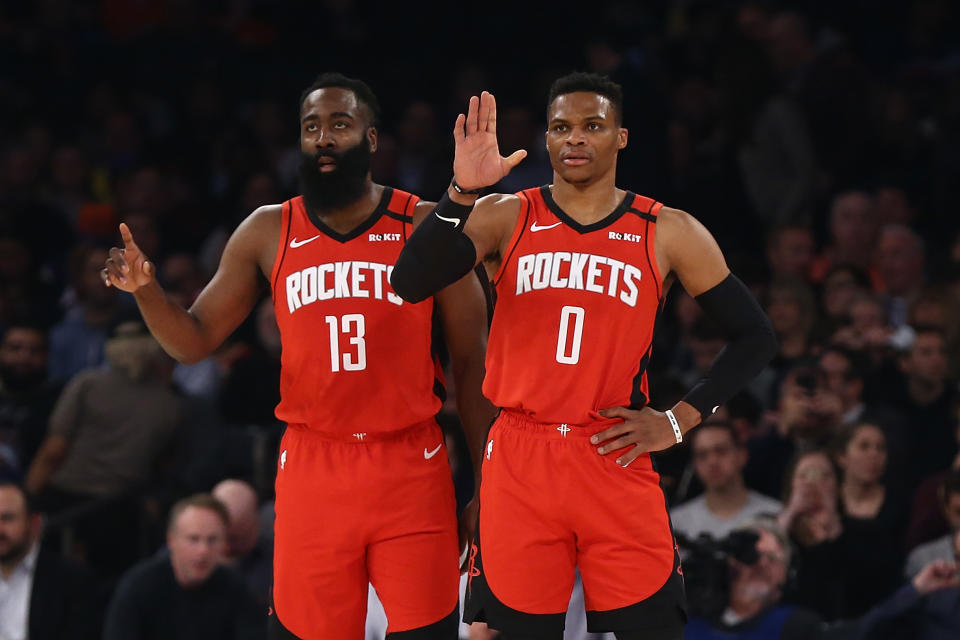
[{"left": 556, "top": 306, "right": 585, "bottom": 365}]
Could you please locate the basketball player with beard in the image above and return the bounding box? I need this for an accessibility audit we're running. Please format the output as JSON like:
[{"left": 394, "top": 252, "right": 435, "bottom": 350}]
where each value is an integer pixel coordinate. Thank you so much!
[
  {"left": 391, "top": 73, "right": 777, "bottom": 639},
  {"left": 102, "top": 73, "right": 494, "bottom": 640}
]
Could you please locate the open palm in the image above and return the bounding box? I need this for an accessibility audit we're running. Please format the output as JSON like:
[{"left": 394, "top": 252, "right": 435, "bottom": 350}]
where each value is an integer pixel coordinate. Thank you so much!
[{"left": 452, "top": 91, "right": 527, "bottom": 192}]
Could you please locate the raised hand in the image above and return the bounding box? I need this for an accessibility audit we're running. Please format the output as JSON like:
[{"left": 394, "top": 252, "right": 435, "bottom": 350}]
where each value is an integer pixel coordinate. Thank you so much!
[
  {"left": 102, "top": 223, "right": 155, "bottom": 292},
  {"left": 452, "top": 91, "right": 527, "bottom": 192}
]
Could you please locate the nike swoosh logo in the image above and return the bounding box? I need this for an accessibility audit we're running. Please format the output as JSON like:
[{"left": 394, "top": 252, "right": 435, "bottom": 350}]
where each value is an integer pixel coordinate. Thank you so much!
[
  {"left": 290, "top": 235, "right": 321, "bottom": 248},
  {"left": 530, "top": 221, "right": 562, "bottom": 232},
  {"left": 424, "top": 444, "right": 442, "bottom": 459},
  {"left": 435, "top": 213, "right": 461, "bottom": 228}
]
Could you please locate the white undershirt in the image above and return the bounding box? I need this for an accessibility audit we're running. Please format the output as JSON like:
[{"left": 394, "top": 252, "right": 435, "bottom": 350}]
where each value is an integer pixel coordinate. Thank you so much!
[{"left": 0, "top": 543, "right": 39, "bottom": 640}]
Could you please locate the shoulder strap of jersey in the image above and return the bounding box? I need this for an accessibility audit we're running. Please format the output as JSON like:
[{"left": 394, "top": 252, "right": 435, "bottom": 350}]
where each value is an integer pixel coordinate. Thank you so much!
[
  {"left": 625, "top": 194, "right": 662, "bottom": 222},
  {"left": 626, "top": 193, "right": 664, "bottom": 299},
  {"left": 385, "top": 187, "right": 417, "bottom": 220},
  {"left": 270, "top": 199, "right": 293, "bottom": 293}
]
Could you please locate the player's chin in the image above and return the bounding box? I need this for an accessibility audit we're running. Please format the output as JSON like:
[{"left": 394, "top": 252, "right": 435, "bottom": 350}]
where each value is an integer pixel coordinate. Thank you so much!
[{"left": 557, "top": 167, "right": 596, "bottom": 185}]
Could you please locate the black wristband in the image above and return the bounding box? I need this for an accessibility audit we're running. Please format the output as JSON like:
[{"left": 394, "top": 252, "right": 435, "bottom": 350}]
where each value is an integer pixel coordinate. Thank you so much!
[{"left": 451, "top": 177, "right": 483, "bottom": 195}]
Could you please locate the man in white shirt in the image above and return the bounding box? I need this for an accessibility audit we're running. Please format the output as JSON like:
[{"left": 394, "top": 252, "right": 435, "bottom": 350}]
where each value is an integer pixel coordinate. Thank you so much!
[
  {"left": 0, "top": 482, "right": 98, "bottom": 640},
  {"left": 672, "top": 422, "right": 782, "bottom": 542},
  {"left": 0, "top": 483, "right": 41, "bottom": 640}
]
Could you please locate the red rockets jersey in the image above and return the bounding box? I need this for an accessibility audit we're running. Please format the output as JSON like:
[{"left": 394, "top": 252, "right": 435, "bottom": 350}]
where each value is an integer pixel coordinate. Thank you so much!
[
  {"left": 270, "top": 189, "right": 442, "bottom": 433},
  {"left": 483, "top": 186, "right": 664, "bottom": 425}
]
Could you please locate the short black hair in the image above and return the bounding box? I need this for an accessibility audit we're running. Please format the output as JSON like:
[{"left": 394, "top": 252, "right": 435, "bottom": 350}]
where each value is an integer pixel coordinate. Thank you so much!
[
  {"left": 546, "top": 72, "right": 624, "bottom": 124},
  {"left": 299, "top": 72, "right": 381, "bottom": 126}
]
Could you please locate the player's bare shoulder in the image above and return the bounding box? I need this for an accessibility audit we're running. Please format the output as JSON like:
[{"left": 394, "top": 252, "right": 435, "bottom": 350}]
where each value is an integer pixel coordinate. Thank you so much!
[
  {"left": 229, "top": 203, "right": 285, "bottom": 278},
  {"left": 654, "top": 205, "right": 728, "bottom": 295}
]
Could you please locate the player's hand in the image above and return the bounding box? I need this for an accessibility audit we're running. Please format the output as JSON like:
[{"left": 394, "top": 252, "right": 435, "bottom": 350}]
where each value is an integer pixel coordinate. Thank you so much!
[
  {"left": 452, "top": 91, "right": 527, "bottom": 191},
  {"left": 458, "top": 494, "right": 479, "bottom": 573},
  {"left": 591, "top": 406, "right": 678, "bottom": 466},
  {"left": 102, "top": 223, "right": 155, "bottom": 292},
  {"left": 912, "top": 559, "right": 960, "bottom": 595}
]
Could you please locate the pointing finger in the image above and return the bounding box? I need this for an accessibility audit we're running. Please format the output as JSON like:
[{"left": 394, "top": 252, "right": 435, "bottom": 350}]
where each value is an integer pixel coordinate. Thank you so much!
[{"left": 119, "top": 223, "right": 138, "bottom": 251}]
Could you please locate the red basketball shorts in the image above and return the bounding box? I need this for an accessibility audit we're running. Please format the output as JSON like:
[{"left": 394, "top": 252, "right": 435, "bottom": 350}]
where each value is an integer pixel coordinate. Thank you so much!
[
  {"left": 464, "top": 409, "right": 686, "bottom": 635},
  {"left": 272, "top": 419, "right": 459, "bottom": 639}
]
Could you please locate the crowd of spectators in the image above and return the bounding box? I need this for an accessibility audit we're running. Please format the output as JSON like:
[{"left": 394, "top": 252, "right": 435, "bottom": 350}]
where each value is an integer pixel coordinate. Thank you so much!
[{"left": 2, "top": 1, "right": 960, "bottom": 638}]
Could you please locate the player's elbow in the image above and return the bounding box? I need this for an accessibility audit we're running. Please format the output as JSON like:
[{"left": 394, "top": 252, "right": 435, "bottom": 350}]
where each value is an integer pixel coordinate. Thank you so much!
[{"left": 389, "top": 255, "right": 432, "bottom": 304}]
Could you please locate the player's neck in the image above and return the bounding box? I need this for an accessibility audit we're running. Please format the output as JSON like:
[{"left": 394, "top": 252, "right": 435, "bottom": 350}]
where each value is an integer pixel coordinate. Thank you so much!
[
  {"left": 549, "top": 172, "right": 624, "bottom": 225},
  {"left": 309, "top": 180, "right": 382, "bottom": 235}
]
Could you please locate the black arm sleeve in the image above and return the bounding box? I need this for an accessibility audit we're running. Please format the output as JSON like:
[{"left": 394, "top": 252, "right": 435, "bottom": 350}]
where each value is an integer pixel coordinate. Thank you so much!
[
  {"left": 389, "top": 194, "right": 478, "bottom": 303},
  {"left": 682, "top": 273, "right": 778, "bottom": 419}
]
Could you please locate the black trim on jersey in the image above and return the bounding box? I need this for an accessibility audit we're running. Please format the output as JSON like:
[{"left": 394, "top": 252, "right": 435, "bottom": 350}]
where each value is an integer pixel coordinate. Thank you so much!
[
  {"left": 492, "top": 192, "right": 531, "bottom": 287},
  {"left": 644, "top": 218, "right": 662, "bottom": 301},
  {"left": 629, "top": 345, "right": 653, "bottom": 409},
  {"left": 383, "top": 210, "right": 413, "bottom": 223},
  {"left": 629, "top": 297, "right": 665, "bottom": 409},
  {"left": 625, "top": 204, "right": 658, "bottom": 224},
  {"left": 271, "top": 201, "right": 292, "bottom": 294},
  {"left": 302, "top": 186, "right": 394, "bottom": 243},
  {"left": 540, "top": 185, "right": 635, "bottom": 234}
]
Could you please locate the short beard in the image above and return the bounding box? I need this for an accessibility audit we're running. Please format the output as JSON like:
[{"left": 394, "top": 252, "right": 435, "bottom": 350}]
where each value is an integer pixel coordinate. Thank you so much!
[
  {"left": 0, "top": 364, "right": 46, "bottom": 393},
  {"left": 0, "top": 535, "right": 30, "bottom": 565},
  {"left": 298, "top": 140, "right": 372, "bottom": 214}
]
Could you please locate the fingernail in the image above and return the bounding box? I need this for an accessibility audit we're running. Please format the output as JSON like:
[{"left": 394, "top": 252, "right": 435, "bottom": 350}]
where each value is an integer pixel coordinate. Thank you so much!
[
  {"left": 590, "top": 436, "right": 598, "bottom": 444},
  {"left": 617, "top": 459, "right": 623, "bottom": 465},
  {"left": 597, "top": 447, "right": 605, "bottom": 455},
  {"left": 121, "top": 264, "right": 129, "bottom": 272},
  {"left": 120, "top": 276, "right": 127, "bottom": 283}
]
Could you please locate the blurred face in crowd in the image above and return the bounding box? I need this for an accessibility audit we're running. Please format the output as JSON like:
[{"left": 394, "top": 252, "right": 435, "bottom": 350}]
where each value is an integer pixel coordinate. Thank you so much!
[
  {"left": 839, "top": 424, "right": 887, "bottom": 485},
  {"left": 0, "top": 486, "right": 38, "bottom": 569},
  {"left": 901, "top": 332, "right": 948, "bottom": 387},
  {"left": 818, "top": 350, "right": 862, "bottom": 409},
  {"left": 790, "top": 452, "right": 838, "bottom": 508},
  {"left": 692, "top": 426, "right": 746, "bottom": 492},
  {"left": 545, "top": 92, "right": 627, "bottom": 187},
  {"left": 778, "top": 372, "right": 818, "bottom": 435},
  {"left": 729, "top": 529, "right": 788, "bottom": 608},
  {"left": 168, "top": 506, "right": 227, "bottom": 588},
  {"left": 298, "top": 87, "right": 376, "bottom": 213},
  {"left": 829, "top": 191, "right": 875, "bottom": 255},
  {"left": 875, "top": 227, "right": 924, "bottom": 297},
  {"left": 0, "top": 327, "right": 47, "bottom": 391},
  {"left": 765, "top": 288, "right": 804, "bottom": 337},
  {"left": 822, "top": 268, "right": 866, "bottom": 319},
  {"left": 849, "top": 296, "right": 887, "bottom": 334},
  {"left": 212, "top": 480, "right": 260, "bottom": 560},
  {"left": 767, "top": 228, "right": 814, "bottom": 279}
]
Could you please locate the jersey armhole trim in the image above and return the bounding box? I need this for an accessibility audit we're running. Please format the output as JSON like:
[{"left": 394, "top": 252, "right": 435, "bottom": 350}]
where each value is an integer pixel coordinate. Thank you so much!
[
  {"left": 644, "top": 201, "right": 663, "bottom": 300},
  {"left": 270, "top": 200, "right": 292, "bottom": 294},
  {"left": 492, "top": 192, "right": 531, "bottom": 286}
]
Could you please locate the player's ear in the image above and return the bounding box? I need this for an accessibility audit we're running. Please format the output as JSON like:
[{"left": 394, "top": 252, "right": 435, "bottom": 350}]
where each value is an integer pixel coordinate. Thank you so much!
[
  {"left": 618, "top": 127, "right": 628, "bottom": 150},
  {"left": 367, "top": 126, "right": 378, "bottom": 153}
]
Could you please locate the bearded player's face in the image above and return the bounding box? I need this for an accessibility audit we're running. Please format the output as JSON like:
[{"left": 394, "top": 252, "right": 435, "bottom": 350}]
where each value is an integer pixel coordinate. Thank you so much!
[
  {"left": 298, "top": 88, "right": 377, "bottom": 211},
  {"left": 545, "top": 92, "right": 627, "bottom": 186}
]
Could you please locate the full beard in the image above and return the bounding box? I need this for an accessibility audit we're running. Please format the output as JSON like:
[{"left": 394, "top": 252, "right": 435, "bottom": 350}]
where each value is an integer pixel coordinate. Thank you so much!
[{"left": 298, "top": 141, "right": 372, "bottom": 214}]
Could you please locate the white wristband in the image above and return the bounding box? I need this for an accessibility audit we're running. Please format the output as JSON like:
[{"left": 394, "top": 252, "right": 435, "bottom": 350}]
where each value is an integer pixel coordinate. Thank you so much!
[{"left": 665, "top": 409, "right": 683, "bottom": 444}]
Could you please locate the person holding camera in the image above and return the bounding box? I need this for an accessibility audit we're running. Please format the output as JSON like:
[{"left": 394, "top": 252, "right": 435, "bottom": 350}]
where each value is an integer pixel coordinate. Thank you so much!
[{"left": 683, "top": 517, "right": 841, "bottom": 640}]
